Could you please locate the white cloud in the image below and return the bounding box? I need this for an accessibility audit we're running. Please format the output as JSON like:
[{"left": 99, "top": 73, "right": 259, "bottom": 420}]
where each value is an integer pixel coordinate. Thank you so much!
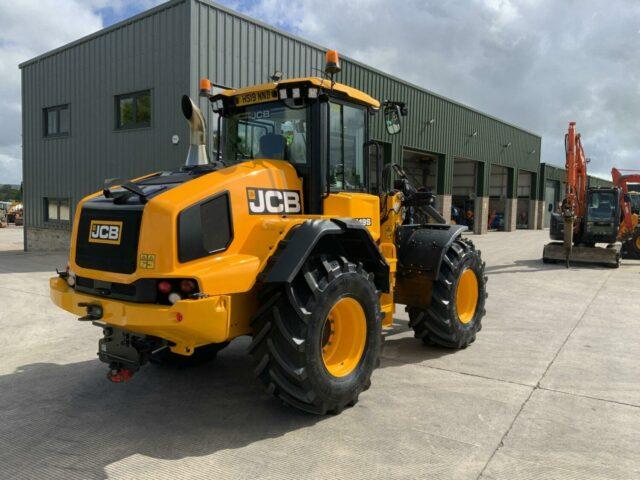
[
  {"left": 0, "top": 148, "right": 22, "bottom": 186},
  {"left": 0, "top": 0, "right": 105, "bottom": 184}
]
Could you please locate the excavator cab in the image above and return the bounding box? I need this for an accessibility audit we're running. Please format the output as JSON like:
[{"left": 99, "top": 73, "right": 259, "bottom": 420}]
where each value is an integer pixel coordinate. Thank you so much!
[
  {"left": 582, "top": 188, "right": 620, "bottom": 245},
  {"left": 549, "top": 187, "right": 620, "bottom": 246}
]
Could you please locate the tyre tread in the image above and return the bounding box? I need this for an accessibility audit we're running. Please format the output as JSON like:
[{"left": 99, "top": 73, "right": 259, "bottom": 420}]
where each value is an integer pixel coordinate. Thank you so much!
[
  {"left": 408, "top": 237, "right": 487, "bottom": 349},
  {"left": 249, "top": 256, "right": 380, "bottom": 414}
]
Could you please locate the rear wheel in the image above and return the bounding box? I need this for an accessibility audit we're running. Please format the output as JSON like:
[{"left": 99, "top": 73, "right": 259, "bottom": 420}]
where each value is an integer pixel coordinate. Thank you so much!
[
  {"left": 249, "top": 256, "right": 382, "bottom": 414},
  {"left": 408, "top": 237, "right": 487, "bottom": 348}
]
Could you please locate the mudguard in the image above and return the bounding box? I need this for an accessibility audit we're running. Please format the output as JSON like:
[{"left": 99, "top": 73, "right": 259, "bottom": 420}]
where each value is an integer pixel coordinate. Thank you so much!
[
  {"left": 396, "top": 224, "right": 467, "bottom": 280},
  {"left": 263, "top": 218, "right": 390, "bottom": 292}
]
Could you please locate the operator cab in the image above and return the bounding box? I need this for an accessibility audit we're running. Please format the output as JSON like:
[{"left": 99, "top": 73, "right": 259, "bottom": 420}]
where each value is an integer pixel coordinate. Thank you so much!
[
  {"left": 583, "top": 187, "right": 621, "bottom": 244},
  {"left": 200, "top": 51, "right": 407, "bottom": 215},
  {"left": 549, "top": 187, "right": 622, "bottom": 246}
]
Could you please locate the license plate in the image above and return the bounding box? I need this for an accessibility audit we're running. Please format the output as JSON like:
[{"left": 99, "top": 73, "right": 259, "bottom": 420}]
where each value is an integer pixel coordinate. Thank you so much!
[{"left": 235, "top": 90, "right": 278, "bottom": 107}]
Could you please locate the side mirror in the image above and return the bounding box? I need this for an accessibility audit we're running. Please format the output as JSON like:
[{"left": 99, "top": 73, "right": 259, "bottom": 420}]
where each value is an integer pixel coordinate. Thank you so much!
[
  {"left": 548, "top": 203, "right": 553, "bottom": 212},
  {"left": 384, "top": 105, "right": 402, "bottom": 135}
]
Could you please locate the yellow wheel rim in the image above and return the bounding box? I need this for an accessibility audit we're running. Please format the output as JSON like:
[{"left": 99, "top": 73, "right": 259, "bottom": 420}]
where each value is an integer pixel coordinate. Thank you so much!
[
  {"left": 321, "top": 297, "right": 367, "bottom": 377},
  {"left": 455, "top": 268, "right": 479, "bottom": 324},
  {"left": 635, "top": 236, "right": 640, "bottom": 251}
]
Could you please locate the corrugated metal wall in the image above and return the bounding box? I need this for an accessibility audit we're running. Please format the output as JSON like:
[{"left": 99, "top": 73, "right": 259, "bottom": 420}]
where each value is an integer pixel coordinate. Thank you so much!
[
  {"left": 189, "top": 0, "right": 541, "bottom": 195},
  {"left": 588, "top": 175, "right": 614, "bottom": 188},
  {"left": 21, "top": 0, "right": 191, "bottom": 232},
  {"left": 538, "top": 163, "right": 613, "bottom": 198}
]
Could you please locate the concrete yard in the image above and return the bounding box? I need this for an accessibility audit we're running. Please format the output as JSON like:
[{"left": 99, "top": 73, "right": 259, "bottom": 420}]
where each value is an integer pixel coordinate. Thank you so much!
[{"left": 0, "top": 226, "right": 639, "bottom": 480}]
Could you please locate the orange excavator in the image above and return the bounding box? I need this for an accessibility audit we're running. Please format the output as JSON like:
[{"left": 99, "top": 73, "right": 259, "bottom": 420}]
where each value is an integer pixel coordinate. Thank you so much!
[
  {"left": 612, "top": 168, "right": 640, "bottom": 258},
  {"left": 543, "top": 122, "right": 622, "bottom": 267}
]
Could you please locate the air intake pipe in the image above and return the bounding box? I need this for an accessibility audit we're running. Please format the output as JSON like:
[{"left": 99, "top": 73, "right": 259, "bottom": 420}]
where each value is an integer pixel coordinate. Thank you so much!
[{"left": 181, "top": 95, "right": 209, "bottom": 166}]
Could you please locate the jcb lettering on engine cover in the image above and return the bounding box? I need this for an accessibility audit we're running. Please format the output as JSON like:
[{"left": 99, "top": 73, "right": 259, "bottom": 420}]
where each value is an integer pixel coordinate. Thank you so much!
[
  {"left": 247, "top": 188, "right": 302, "bottom": 215},
  {"left": 88, "top": 220, "right": 123, "bottom": 245}
]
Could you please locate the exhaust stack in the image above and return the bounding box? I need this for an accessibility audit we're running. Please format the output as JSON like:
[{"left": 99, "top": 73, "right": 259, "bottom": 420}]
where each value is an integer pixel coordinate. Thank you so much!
[{"left": 181, "top": 95, "right": 209, "bottom": 166}]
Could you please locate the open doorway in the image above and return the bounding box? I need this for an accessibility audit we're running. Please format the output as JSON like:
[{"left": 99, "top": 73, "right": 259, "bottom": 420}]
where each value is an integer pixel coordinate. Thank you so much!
[
  {"left": 402, "top": 148, "right": 438, "bottom": 223},
  {"left": 544, "top": 179, "right": 561, "bottom": 228},
  {"left": 452, "top": 159, "right": 477, "bottom": 228},
  {"left": 489, "top": 165, "right": 509, "bottom": 231},
  {"left": 517, "top": 170, "right": 533, "bottom": 229}
]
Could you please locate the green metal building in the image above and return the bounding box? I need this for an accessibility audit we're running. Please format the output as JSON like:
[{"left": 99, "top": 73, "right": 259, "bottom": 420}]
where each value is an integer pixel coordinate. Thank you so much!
[{"left": 20, "top": 0, "right": 542, "bottom": 250}]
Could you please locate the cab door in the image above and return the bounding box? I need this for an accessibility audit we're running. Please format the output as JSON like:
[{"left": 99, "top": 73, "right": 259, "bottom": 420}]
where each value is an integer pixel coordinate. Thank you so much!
[{"left": 322, "top": 100, "right": 380, "bottom": 240}]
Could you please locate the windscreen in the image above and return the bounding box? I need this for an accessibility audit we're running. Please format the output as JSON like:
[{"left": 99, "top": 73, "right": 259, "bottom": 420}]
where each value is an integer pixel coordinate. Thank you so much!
[
  {"left": 220, "top": 100, "right": 309, "bottom": 165},
  {"left": 587, "top": 190, "right": 616, "bottom": 220}
]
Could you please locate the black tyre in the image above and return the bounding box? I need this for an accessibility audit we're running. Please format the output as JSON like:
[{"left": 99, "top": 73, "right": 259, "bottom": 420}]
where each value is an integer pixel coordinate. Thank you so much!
[
  {"left": 150, "top": 342, "right": 228, "bottom": 368},
  {"left": 249, "top": 256, "right": 382, "bottom": 414},
  {"left": 408, "top": 237, "right": 487, "bottom": 348},
  {"left": 622, "top": 231, "right": 640, "bottom": 259}
]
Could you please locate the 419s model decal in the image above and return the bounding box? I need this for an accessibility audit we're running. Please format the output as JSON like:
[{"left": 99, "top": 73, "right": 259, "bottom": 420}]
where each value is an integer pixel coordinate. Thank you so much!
[{"left": 247, "top": 188, "right": 302, "bottom": 215}]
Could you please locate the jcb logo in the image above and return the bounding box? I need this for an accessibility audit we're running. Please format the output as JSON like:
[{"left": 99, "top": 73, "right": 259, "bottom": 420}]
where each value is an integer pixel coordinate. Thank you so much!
[
  {"left": 88, "top": 220, "right": 123, "bottom": 245},
  {"left": 247, "top": 188, "right": 302, "bottom": 215}
]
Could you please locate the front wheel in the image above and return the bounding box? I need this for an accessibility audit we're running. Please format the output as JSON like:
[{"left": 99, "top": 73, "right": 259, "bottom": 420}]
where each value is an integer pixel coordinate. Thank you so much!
[
  {"left": 408, "top": 237, "right": 487, "bottom": 348},
  {"left": 249, "top": 256, "right": 382, "bottom": 414}
]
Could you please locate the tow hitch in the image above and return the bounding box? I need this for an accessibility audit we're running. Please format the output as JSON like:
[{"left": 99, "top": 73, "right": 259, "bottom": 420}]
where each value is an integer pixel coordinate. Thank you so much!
[
  {"left": 107, "top": 368, "right": 135, "bottom": 383},
  {"left": 95, "top": 324, "right": 165, "bottom": 383}
]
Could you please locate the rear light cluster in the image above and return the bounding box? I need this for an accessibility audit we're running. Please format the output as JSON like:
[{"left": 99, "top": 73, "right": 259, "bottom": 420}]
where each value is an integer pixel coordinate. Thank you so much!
[{"left": 156, "top": 278, "right": 199, "bottom": 305}]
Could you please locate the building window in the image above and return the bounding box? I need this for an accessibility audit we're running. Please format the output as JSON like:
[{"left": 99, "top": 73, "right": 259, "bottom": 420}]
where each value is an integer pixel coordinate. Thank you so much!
[
  {"left": 45, "top": 198, "right": 71, "bottom": 222},
  {"left": 44, "top": 105, "right": 70, "bottom": 137},
  {"left": 116, "top": 90, "right": 151, "bottom": 129}
]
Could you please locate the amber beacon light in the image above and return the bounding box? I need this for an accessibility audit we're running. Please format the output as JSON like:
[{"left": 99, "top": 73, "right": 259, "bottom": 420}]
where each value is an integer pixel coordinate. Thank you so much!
[
  {"left": 325, "top": 50, "right": 341, "bottom": 75},
  {"left": 199, "top": 78, "right": 212, "bottom": 97}
]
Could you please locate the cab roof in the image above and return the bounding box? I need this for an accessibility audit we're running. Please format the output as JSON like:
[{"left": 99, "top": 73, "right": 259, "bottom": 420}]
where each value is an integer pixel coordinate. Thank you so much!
[{"left": 217, "top": 77, "right": 381, "bottom": 109}]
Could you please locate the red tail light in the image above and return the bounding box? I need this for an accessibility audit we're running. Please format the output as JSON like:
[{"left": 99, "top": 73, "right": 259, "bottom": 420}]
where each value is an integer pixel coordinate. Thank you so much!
[
  {"left": 157, "top": 281, "right": 172, "bottom": 294},
  {"left": 180, "top": 279, "right": 196, "bottom": 293}
]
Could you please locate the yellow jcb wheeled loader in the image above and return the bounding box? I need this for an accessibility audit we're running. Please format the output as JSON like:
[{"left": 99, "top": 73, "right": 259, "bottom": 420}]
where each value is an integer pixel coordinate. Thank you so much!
[{"left": 50, "top": 51, "right": 487, "bottom": 414}]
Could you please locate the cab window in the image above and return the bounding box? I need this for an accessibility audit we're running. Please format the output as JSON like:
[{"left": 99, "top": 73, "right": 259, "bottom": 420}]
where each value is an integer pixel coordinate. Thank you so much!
[
  {"left": 587, "top": 191, "right": 615, "bottom": 219},
  {"left": 329, "top": 102, "right": 366, "bottom": 191},
  {"left": 221, "top": 101, "right": 309, "bottom": 165}
]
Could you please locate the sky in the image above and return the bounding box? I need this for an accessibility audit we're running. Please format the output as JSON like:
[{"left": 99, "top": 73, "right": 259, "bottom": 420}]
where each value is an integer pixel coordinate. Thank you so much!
[{"left": 1, "top": 0, "right": 639, "bottom": 184}]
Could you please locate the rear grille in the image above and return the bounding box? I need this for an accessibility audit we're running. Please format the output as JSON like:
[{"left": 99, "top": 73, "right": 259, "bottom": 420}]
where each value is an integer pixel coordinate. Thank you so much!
[
  {"left": 75, "top": 205, "right": 143, "bottom": 274},
  {"left": 75, "top": 276, "right": 157, "bottom": 303}
]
